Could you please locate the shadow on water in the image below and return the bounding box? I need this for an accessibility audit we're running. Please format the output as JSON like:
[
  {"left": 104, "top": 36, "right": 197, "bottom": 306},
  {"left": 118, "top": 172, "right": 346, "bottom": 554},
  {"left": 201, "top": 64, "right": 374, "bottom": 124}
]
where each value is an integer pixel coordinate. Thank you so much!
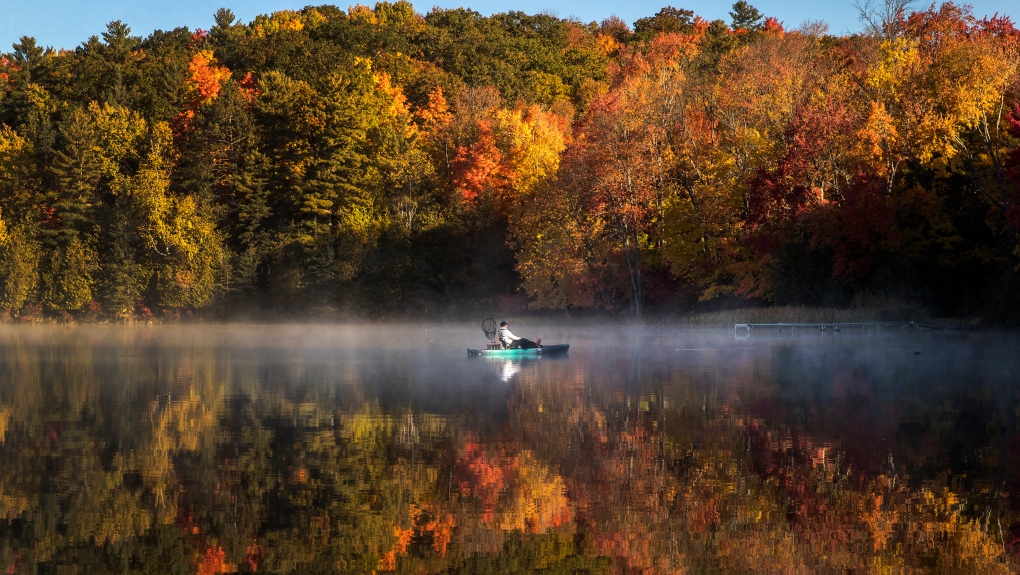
[{"left": 0, "top": 324, "right": 1019, "bottom": 573}]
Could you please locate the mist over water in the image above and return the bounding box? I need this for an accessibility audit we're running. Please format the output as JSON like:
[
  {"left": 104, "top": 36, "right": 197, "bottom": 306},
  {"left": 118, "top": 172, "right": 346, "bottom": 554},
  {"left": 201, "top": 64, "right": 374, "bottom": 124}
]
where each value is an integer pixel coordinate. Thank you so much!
[{"left": 1, "top": 324, "right": 1018, "bottom": 573}]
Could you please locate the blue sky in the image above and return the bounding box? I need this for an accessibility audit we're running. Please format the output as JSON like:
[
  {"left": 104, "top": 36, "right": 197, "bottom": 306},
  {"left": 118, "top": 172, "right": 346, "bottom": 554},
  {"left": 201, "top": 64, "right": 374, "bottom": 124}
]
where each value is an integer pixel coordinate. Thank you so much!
[{"left": 1, "top": 0, "right": 1017, "bottom": 52}]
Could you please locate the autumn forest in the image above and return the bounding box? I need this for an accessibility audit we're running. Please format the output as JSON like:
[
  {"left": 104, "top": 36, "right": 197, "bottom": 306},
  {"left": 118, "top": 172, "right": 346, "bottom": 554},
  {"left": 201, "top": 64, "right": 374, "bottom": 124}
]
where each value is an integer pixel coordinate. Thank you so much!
[{"left": 2, "top": 0, "right": 1020, "bottom": 321}]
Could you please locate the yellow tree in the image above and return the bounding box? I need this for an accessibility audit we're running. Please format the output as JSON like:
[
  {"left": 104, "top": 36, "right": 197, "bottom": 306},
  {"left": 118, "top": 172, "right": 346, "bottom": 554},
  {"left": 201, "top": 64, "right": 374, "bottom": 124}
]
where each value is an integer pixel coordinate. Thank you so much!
[
  {"left": 0, "top": 128, "right": 41, "bottom": 313},
  {"left": 126, "top": 122, "right": 224, "bottom": 308},
  {"left": 857, "top": 3, "right": 1019, "bottom": 196},
  {"left": 375, "top": 71, "right": 436, "bottom": 235},
  {"left": 643, "top": 32, "right": 748, "bottom": 300},
  {"left": 493, "top": 103, "right": 569, "bottom": 201}
]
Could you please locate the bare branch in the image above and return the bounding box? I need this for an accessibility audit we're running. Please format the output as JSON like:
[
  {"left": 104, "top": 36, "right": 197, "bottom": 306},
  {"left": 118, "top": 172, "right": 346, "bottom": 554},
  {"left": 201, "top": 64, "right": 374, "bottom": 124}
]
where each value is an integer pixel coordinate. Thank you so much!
[{"left": 853, "top": 0, "right": 915, "bottom": 39}]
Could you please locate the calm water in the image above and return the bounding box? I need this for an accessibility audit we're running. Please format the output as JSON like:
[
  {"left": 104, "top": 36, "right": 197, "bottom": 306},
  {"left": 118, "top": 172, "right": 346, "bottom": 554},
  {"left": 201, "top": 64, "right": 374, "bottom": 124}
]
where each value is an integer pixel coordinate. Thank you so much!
[{"left": 1, "top": 324, "right": 1018, "bottom": 574}]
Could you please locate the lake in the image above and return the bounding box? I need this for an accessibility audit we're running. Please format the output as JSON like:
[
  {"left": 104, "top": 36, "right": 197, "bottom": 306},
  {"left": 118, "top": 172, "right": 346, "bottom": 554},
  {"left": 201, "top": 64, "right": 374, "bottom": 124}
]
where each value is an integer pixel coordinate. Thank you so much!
[{"left": 0, "top": 324, "right": 1018, "bottom": 573}]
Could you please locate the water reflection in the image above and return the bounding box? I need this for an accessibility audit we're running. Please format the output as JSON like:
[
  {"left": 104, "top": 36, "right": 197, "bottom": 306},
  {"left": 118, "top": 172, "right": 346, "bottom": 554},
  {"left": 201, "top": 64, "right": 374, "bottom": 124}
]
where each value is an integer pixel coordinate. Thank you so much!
[
  {"left": 497, "top": 360, "right": 520, "bottom": 383},
  {"left": 0, "top": 325, "right": 1018, "bottom": 573},
  {"left": 471, "top": 356, "right": 569, "bottom": 384}
]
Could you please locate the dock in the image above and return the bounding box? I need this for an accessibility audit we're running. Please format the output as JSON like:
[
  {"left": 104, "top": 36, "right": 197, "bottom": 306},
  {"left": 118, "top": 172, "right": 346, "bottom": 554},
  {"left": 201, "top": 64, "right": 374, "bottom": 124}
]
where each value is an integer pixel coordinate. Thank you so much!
[{"left": 734, "top": 322, "right": 942, "bottom": 337}]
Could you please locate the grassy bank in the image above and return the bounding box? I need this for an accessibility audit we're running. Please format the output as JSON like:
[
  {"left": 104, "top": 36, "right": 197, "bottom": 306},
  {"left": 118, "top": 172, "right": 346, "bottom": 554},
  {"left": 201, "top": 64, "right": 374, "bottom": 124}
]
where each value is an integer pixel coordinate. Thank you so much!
[
  {"left": 674, "top": 305, "right": 937, "bottom": 328},
  {"left": 495, "top": 295, "right": 955, "bottom": 330}
]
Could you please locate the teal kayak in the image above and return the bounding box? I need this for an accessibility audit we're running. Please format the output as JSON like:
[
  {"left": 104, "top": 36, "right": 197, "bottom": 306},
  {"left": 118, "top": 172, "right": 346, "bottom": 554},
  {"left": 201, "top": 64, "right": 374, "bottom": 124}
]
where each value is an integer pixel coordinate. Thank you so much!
[{"left": 467, "top": 344, "right": 569, "bottom": 357}]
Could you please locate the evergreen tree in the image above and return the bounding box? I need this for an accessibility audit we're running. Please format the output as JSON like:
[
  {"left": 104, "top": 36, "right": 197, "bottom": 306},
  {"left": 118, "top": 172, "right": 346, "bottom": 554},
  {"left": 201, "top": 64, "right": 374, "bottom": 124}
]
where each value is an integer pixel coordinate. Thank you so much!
[
  {"left": 729, "top": 1, "right": 765, "bottom": 32},
  {"left": 178, "top": 81, "right": 271, "bottom": 300},
  {"left": 97, "top": 194, "right": 144, "bottom": 318},
  {"left": 49, "top": 107, "right": 104, "bottom": 245},
  {"left": 699, "top": 19, "right": 739, "bottom": 68},
  {"left": 10, "top": 36, "right": 50, "bottom": 80}
]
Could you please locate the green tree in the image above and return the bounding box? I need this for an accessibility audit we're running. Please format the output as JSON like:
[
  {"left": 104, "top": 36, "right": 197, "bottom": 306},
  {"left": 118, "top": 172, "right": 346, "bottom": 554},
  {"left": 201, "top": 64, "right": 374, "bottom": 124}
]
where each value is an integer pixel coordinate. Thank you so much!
[
  {"left": 179, "top": 80, "right": 271, "bottom": 302},
  {"left": 699, "top": 19, "right": 738, "bottom": 68},
  {"left": 1, "top": 39, "right": 58, "bottom": 153},
  {"left": 49, "top": 102, "right": 145, "bottom": 244},
  {"left": 97, "top": 200, "right": 145, "bottom": 318},
  {"left": 10, "top": 36, "right": 50, "bottom": 78},
  {"left": 729, "top": 1, "right": 765, "bottom": 32},
  {"left": 634, "top": 6, "right": 697, "bottom": 41}
]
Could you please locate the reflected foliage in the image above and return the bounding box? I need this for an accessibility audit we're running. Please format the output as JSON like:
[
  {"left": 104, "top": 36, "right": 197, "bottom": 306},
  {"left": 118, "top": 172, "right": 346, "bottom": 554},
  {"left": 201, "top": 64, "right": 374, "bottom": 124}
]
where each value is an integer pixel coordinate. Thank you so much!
[{"left": 1, "top": 326, "right": 1019, "bottom": 573}]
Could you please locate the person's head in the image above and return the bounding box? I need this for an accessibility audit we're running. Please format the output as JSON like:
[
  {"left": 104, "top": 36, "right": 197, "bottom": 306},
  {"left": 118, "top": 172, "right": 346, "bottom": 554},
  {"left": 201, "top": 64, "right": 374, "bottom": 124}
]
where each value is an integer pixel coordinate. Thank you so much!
[{"left": 500, "top": 321, "right": 507, "bottom": 327}]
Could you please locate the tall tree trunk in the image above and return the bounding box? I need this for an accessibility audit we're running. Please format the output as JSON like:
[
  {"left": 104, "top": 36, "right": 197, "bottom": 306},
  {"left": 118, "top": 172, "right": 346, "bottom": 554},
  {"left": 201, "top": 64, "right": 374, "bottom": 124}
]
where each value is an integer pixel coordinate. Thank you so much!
[
  {"left": 622, "top": 228, "right": 642, "bottom": 319},
  {"left": 633, "top": 224, "right": 643, "bottom": 319}
]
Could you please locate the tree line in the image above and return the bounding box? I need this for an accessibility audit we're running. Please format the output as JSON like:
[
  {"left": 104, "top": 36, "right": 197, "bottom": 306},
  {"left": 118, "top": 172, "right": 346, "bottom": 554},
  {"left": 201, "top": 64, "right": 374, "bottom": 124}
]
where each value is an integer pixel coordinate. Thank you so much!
[{"left": 1, "top": 1, "right": 1019, "bottom": 321}]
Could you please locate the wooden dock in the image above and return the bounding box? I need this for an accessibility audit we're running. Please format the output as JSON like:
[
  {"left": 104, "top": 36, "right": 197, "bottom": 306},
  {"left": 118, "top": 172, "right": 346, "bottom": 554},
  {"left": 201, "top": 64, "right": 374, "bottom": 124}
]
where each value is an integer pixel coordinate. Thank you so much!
[{"left": 734, "top": 322, "right": 942, "bottom": 337}]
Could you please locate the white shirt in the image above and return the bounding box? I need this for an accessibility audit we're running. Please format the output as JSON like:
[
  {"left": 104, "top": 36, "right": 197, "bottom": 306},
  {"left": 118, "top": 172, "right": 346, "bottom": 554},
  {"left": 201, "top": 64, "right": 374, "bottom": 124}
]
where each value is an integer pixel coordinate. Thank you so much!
[{"left": 498, "top": 327, "right": 520, "bottom": 346}]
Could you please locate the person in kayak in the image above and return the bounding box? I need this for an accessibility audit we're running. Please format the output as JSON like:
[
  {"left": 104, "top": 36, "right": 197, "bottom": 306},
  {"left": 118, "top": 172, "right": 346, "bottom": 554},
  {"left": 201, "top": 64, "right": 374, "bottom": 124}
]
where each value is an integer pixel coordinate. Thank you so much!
[{"left": 499, "top": 321, "right": 541, "bottom": 349}]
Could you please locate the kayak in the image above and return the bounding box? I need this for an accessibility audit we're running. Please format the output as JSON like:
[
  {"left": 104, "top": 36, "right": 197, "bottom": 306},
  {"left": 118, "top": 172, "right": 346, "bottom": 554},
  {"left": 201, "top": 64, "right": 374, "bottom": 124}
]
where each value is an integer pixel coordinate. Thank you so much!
[{"left": 467, "top": 344, "right": 569, "bottom": 357}]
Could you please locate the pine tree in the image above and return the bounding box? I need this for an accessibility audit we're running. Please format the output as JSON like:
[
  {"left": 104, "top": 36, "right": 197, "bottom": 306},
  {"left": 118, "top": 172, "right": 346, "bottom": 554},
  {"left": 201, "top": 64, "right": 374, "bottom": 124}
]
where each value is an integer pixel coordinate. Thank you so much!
[
  {"left": 97, "top": 195, "right": 144, "bottom": 319},
  {"left": 49, "top": 108, "right": 103, "bottom": 245},
  {"left": 729, "top": 1, "right": 765, "bottom": 32},
  {"left": 10, "top": 36, "right": 49, "bottom": 79}
]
